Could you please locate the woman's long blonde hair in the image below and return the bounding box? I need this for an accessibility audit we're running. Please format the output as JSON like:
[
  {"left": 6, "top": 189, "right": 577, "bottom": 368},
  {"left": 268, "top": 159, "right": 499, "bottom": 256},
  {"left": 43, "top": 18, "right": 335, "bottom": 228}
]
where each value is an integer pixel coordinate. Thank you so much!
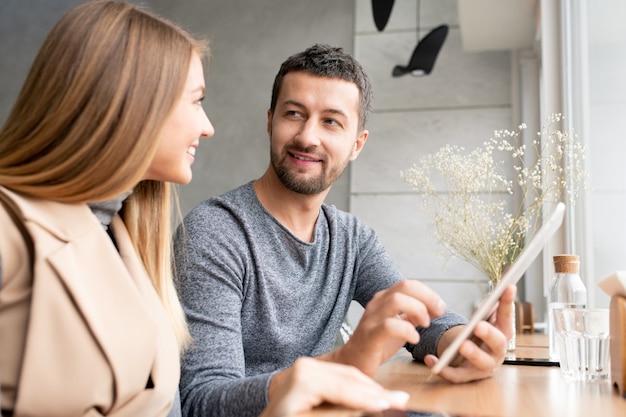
[{"left": 0, "top": 0, "right": 209, "bottom": 351}]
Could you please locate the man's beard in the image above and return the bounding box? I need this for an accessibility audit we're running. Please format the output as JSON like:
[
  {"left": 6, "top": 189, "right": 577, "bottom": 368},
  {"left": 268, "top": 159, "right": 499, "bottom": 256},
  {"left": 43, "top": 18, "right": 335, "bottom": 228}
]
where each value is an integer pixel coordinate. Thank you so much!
[{"left": 270, "top": 144, "right": 348, "bottom": 195}]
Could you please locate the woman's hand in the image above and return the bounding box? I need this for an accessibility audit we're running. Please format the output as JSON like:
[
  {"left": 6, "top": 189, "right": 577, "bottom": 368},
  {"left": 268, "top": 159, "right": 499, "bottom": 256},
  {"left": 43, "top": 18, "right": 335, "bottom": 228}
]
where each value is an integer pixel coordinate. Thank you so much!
[{"left": 262, "top": 357, "right": 409, "bottom": 417}]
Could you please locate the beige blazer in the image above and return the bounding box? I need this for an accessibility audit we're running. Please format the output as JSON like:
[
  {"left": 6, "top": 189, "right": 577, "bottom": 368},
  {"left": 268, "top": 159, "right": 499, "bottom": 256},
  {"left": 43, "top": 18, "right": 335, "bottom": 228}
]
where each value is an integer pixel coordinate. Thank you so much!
[{"left": 0, "top": 187, "right": 179, "bottom": 416}]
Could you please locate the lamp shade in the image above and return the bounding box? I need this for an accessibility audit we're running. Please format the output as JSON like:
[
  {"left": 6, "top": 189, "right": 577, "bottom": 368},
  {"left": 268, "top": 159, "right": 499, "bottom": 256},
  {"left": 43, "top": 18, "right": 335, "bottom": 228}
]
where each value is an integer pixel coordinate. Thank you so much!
[
  {"left": 372, "top": 0, "right": 395, "bottom": 32},
  {"left": 393, "top": 24, "right": 449, "bottom": 77}
]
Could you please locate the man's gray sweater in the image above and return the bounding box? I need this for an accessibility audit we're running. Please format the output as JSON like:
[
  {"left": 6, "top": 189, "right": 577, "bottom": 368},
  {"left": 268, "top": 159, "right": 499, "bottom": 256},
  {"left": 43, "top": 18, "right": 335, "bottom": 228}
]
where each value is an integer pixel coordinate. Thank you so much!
[{"left": 174, "top": 182, "right": 466, "bottom": 417}]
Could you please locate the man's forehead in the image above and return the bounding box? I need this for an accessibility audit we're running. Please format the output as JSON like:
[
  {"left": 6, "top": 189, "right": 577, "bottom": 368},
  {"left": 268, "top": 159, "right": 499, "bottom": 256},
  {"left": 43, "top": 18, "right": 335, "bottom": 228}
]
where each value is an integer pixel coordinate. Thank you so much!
[{"left": 278, "top": 73, "right": 360, "bottom": 111}]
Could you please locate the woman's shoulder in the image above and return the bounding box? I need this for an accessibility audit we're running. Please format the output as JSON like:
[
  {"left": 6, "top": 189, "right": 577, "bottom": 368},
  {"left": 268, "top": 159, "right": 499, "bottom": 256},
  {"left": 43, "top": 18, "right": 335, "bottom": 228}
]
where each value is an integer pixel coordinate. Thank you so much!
[
  {"left": 0, "top": 190, "right": 32, "bottom": 289},
  {"left": 0, "top": 186, "right": 98, "bottom": 241}
]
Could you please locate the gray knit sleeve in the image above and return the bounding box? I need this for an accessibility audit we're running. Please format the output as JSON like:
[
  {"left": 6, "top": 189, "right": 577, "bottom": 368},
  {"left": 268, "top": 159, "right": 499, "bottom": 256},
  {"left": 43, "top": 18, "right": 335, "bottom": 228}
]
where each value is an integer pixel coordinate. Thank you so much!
[
  {"left": 405, "top": 311, "right": 468, "bottom": 361},
  {"left": 174, "top": 200, "right": 272, "bottom": 417}
]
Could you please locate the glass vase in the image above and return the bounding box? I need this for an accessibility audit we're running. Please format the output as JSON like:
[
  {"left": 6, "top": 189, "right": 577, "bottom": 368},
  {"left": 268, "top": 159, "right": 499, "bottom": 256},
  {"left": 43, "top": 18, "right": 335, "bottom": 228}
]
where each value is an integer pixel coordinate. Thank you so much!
[{"left": 487, "top": 280, "right": 516, "bottom": 352}]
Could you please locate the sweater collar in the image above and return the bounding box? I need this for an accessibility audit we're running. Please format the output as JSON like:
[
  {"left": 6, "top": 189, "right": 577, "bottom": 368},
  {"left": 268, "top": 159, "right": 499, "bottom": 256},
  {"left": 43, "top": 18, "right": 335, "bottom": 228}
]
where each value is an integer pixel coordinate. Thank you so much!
[{"left": 88, "top": 190, "right": 133, "bottom": 229}]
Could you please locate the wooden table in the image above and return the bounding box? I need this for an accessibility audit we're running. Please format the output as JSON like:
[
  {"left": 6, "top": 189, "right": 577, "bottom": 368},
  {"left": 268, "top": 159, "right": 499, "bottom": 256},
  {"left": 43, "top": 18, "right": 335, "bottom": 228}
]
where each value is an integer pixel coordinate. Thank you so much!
[{"left": 293, "top": 334, "right": 626, "bottom": 417}]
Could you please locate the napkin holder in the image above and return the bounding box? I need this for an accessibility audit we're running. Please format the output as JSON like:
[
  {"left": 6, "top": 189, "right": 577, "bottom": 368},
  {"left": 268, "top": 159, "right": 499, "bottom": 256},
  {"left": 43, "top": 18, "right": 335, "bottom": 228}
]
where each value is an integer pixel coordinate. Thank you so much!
[
  {"left": 599, "top": 272, "right": 626, "bottom": 398},
  {"left": 611, "top": 294, "right": 626, "bottom": 398}
]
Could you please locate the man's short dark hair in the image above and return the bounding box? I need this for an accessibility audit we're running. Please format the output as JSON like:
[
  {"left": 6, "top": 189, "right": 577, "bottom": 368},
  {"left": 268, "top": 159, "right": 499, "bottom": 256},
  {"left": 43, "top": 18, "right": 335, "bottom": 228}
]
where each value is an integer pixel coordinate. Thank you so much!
[{"left": 270, "top": 44, "right": 373, "bottom": 131}]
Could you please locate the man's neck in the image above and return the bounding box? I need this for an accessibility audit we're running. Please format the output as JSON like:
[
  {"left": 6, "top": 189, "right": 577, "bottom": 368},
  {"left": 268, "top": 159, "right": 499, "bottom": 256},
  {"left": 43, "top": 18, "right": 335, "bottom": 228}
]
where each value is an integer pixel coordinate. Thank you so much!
[{"left": 253, "top": 169, "right": 329, "bottom": 243}]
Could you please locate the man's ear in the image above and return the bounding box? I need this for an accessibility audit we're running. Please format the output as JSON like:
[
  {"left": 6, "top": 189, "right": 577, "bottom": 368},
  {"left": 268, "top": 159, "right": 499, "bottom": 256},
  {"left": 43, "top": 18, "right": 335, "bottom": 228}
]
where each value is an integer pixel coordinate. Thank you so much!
[
  {"left": 266, "top": 109, "right": 273, "bottom": 136},
  {"left": 349, "top": 129, "right": 369, "bottom": 161}
]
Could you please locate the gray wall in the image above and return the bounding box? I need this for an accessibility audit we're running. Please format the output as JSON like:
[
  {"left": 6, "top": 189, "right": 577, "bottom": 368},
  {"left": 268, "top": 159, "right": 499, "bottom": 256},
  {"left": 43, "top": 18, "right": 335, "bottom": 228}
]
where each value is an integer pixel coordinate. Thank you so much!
[
  {"left": 0, "top": 0, "right": 355, "bottom": 215},
  {"left": 0, "top": 0, "right": 513, "bottom": 319},
  {"left": 145, "top": 0, "right": 356, "bottom": 214}
]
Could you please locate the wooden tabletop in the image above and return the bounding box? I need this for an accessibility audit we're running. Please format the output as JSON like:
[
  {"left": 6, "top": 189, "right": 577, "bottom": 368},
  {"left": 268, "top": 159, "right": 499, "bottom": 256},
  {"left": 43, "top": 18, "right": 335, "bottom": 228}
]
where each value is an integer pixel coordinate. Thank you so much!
[
  {"left": 292, "top": 334, "right": 626, "bottom": 417},
  {"left": 506, "top": 333, "right": 549, "bottom": 355}
]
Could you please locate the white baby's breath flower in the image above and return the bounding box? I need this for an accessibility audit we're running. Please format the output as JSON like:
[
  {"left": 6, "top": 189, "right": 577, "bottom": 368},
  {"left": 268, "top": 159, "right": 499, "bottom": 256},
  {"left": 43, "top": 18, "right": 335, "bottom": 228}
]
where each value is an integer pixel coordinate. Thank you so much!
[{"left": 400, "top": 114, "right": 587, "bottom": 284}]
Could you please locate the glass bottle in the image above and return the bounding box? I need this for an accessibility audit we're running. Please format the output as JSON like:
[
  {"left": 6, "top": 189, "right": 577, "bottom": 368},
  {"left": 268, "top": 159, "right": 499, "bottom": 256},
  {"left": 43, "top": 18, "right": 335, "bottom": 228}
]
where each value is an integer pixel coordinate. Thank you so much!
[{"left": 548, "top": 254, "right": 587, "bottom": 361}]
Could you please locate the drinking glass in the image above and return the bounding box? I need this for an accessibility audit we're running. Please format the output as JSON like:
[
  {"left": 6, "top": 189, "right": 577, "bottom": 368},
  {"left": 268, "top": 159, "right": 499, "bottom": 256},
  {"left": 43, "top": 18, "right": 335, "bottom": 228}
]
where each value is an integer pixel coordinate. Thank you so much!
[{"left": 552, "top": 307, "right": 610, "bottom": 381}]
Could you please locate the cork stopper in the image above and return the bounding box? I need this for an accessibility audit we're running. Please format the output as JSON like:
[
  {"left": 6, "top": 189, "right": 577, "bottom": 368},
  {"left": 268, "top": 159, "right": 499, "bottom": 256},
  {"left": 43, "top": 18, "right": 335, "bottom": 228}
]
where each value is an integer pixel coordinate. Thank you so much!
[{"left": 553, "top": 254, "right": 580, "bottom": 274}]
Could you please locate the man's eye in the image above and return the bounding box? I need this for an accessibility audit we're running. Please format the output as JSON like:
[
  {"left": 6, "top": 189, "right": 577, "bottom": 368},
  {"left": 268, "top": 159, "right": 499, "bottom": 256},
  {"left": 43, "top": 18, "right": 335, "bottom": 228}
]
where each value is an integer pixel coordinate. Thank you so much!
[{"left": 285, "top": 110, "right": 303, "bottom": 118}]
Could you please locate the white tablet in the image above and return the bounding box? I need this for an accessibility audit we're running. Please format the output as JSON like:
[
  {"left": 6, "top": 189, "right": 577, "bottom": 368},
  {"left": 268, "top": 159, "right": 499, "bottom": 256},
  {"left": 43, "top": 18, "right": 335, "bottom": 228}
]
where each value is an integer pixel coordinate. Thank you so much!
[{"left": 430, "top": 202, "right": 566, "bottom": 375}]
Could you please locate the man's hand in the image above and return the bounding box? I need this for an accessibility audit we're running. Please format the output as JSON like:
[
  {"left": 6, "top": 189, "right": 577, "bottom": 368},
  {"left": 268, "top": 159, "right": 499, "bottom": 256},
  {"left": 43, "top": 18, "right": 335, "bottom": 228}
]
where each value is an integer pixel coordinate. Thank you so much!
[
  {"left": 423, "top": 284, "right": 517, "bottom": 383},
  {"left": 326, "top": 280, "right": 447, "bottom": 377}
]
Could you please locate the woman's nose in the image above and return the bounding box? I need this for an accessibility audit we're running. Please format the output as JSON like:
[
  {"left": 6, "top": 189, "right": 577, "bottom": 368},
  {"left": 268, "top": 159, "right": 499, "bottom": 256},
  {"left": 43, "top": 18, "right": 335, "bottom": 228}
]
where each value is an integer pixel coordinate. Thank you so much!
[{"left": 201, "top": 112, "right": 215, "bottom": 139}]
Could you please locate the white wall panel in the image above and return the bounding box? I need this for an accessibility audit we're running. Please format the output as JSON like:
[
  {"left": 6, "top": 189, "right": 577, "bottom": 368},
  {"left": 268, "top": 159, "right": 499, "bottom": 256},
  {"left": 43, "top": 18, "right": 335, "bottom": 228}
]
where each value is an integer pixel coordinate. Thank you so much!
[
  {"left": 351, "top": 108, "right": 513, "bottom": 193},
  {"left": 355, "top": 29, "right": 511, "bottom": 110}
]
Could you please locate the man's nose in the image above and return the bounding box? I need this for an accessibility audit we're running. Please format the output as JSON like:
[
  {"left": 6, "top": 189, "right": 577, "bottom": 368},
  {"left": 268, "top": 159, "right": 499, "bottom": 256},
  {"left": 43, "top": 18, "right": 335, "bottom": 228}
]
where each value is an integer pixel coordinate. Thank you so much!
[{"left": 294, "top": 119, "right": 321, "bottom": 147}]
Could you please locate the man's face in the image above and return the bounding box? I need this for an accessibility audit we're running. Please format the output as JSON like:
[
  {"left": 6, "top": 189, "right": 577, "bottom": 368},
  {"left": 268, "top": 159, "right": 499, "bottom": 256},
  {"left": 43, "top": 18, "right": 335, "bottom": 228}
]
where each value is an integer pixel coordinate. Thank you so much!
[{"left": 267, "top": 71, "right": 368, "bottom": 195}]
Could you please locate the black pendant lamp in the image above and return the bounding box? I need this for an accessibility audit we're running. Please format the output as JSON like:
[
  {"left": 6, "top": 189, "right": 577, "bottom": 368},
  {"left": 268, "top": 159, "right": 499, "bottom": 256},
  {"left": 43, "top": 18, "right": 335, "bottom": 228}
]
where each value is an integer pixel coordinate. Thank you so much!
[
  {"left": 391, "top": 0, "right": 448, "bottom": 77},
  {"left": 392, "top": 24, "right": 448, "bottom": 77},
  {"left": 372, "top": 0, "right": 395, "bottom": 32}
]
